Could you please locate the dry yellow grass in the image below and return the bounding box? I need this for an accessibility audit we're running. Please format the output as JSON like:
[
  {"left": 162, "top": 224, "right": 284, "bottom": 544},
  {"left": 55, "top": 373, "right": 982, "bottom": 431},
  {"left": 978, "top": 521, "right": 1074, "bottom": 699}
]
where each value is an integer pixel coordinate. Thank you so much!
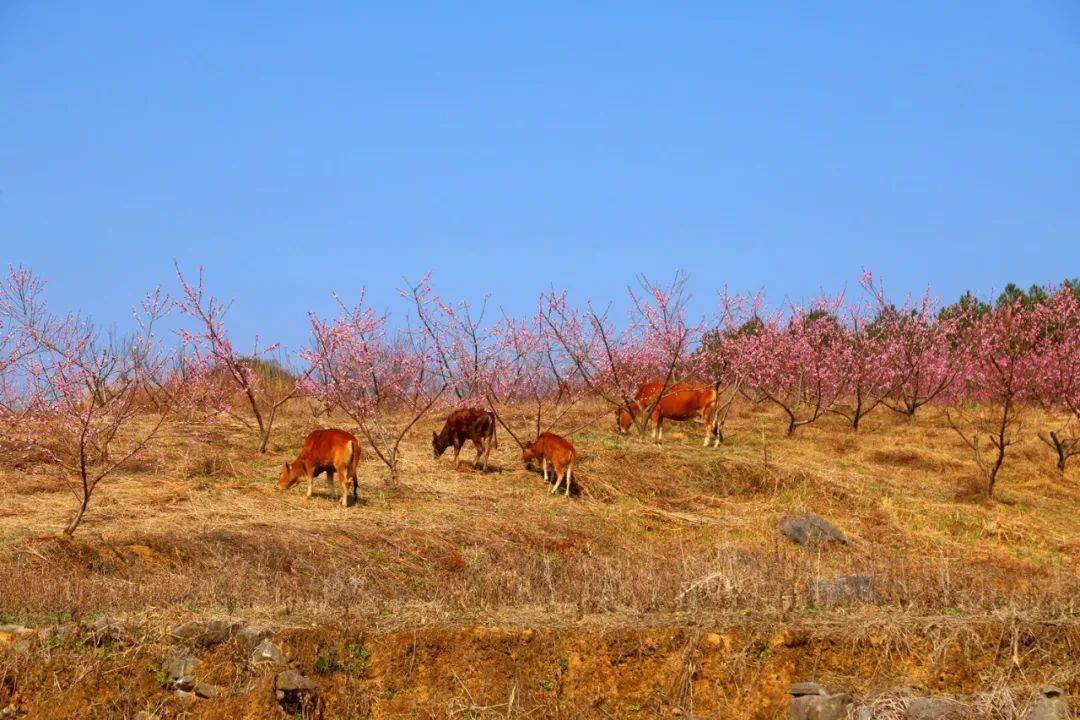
[{"left": 0, "top": 399, "right": 1077, "bottom": 717}]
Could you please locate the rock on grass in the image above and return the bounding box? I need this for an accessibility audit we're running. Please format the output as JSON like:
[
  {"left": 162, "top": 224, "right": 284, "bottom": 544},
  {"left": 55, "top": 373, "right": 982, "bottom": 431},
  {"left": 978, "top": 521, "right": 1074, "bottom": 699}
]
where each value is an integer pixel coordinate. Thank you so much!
[{"left": 779, "top": 513, "right": 848, "bottom": 547}]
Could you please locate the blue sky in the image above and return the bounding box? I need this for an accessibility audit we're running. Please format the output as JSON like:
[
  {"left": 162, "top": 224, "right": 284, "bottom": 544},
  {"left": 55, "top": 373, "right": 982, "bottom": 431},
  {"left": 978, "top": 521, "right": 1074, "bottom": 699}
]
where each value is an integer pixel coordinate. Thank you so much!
[{"left": 2, "top": 1, "right": 1078, "bottom": 350}]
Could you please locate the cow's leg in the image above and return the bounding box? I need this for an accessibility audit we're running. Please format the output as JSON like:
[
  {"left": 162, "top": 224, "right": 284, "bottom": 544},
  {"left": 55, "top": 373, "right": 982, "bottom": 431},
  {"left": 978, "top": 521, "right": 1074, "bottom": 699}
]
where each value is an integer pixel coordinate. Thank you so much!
[
  {"left": 704, "top": 404, "right": 718, "bottom": 446},
  {"left": 452, "top": 442, "right": 461, "bottom": 470},
  {"left": 473, "top": 439, "right": 483, "bottom": 469},
  {"left": 479, "top": 438, "right": 489, "bottom": 471},
  {"left": 542, "top": 457, "right": 550, "bottom": 483},
  {"left": 550, "top": 462, "right": 562, "bottom": 494},
  {"left": 325, "top": 469, "right": 337, "bottom": 499},
  {"left": 564, "top": 465, "right": 573, "bottom": 497},
  {"left": 306, "top": 473, "right": 314, "bottom": 498},
  {"left": 336, "top": 464, "right": 349, "bottom": 507}
]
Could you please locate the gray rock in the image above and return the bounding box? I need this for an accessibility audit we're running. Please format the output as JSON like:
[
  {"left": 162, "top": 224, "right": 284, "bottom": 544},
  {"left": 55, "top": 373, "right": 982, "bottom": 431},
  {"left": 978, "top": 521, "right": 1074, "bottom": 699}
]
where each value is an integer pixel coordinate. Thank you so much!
[
  {"left": 791, "top": 682, "right": 828, "bottom": 697},
  {"left": 856, "top": 708, "right": 873, "bottom": 720},
  {"left": 812, "top": 573, "right": 875, "bottom": 605},
  {"left": 237, "top": 624, "right": 271, "bottom": 648},
  {"left": 85, "top": 616, "right": 123, "bottom": 646},
  {"left": 818, "top": 694, "right": 853, "bottom": 720},
  {"left": 1022, "top": 686, "right": 1071, "bottom": 720},
  {"left": 169, "top": 618, "right": 242, "bottom": 647},
  {"left": 162, "top": 646, "right": 199, "bottom": 691},
  {"left": 906, "top": 697, "right": 963, "bottom": 720},
  {"left": 276, "top": 669, "right": 316, "bottom": 693},
  {"left": 204, "top": 617, "right": 243, "bottom": 642},
  {"left": 169, "top": 620, "right": 205, "bottom": 642},
  {"left": 251, "top": 638, "right": 288, "bottom": 666},
  {"left": 789, "top": 684, "right": 852, "bottom": 720},
  {"left": 0, "top": 623, "right": 32, "bottom": 648},
  {"left": 194, "top": 682, "right": 224, "bottom": 699},
  {"left": 780, "top": 513, "right": 848, "bottom": 546}
]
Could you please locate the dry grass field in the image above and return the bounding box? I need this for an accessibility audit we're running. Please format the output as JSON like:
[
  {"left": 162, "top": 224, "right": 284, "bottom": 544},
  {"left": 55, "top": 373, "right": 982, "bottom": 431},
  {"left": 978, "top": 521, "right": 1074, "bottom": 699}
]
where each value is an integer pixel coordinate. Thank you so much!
[{"left": 0, "top": 400, "right": 1077, "bottom": 718}]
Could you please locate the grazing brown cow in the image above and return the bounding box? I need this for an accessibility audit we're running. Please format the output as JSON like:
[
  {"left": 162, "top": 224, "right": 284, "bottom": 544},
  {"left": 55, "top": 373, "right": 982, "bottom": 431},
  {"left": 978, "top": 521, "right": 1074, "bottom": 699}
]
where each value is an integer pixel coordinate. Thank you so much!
[
  {"left": 614, "top": 381, "right": 666, "bottom": 434},
  {"left": 278, "top": 428, "right": 361, "bottom": 507},
  {"left": 433, "top": 408, "right": 497, "bottom": 471},
  {"left": 616, "top": 381, "right": 721, "bottom": 446},
  {"left": 521, "top": 432, "right": 576, "bottom": 496}
]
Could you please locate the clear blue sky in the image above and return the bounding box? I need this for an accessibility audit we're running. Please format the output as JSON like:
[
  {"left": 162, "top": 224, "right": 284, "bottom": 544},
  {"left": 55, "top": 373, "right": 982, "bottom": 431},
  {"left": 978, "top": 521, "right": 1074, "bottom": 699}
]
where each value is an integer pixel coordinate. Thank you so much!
[{"left": 2, "top": 2, "right": 1078, "bottom": 350}]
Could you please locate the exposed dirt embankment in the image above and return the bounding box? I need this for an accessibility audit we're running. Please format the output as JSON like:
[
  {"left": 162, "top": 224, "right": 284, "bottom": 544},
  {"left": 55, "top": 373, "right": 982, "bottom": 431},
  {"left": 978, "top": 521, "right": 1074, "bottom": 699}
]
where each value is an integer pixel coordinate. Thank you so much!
[{"left": 1, "top": 615, "right": 1076, "bottom": 718}]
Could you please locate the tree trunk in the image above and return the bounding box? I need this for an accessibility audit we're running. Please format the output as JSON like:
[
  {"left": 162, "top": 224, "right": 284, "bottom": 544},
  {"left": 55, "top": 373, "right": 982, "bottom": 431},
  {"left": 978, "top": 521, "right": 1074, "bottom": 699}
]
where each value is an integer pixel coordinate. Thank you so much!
[
  {"left": 64, "top": 493, "right": 91, "bottom": 536},
  {"left": 1038, "top": 431, "right": 1073, "bottom": 474},
  {"left": 1050, "top": 432, "right": 1068, "bottom": 473}
]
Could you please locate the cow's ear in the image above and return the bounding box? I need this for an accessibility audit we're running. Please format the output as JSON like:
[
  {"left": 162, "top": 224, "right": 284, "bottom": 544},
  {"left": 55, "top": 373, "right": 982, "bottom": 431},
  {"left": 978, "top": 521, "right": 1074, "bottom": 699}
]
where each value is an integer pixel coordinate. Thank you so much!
[{"left": 283, "top": 461, "right": 289, "bottom": 471}]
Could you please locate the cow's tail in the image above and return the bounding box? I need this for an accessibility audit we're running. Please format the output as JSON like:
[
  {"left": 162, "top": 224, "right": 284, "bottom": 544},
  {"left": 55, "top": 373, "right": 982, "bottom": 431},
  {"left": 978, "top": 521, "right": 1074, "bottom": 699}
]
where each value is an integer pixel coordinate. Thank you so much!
[
  {"left": 349, "top": 436, "right": 361, "bottom": 480},
  {"left": 488, "top": 412, "right": 498, "bottom": 449}
]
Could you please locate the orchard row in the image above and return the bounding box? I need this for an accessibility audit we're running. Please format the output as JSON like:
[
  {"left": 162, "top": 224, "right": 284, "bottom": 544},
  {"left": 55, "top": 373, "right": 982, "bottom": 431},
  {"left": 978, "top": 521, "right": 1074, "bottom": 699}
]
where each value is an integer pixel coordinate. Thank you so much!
[{"left": 1, "top": 267, "right": 1077, "bottom": 534}]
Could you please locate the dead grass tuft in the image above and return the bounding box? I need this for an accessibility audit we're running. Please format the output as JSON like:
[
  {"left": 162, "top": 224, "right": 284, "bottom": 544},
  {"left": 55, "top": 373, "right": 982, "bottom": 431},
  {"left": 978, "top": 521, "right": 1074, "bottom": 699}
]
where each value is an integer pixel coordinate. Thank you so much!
[{"left": 180, "top": 444, "right": 239, "bottom": 479}]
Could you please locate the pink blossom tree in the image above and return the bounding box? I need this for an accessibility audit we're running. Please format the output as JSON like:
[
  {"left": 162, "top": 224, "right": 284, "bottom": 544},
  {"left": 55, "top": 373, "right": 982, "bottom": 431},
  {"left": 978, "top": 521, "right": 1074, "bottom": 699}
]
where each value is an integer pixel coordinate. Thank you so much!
[
  {"left": 692, "top": 289, "right": 756, "bottom": 443},
  {"left": 0, "top": 268, "right": 191, "bottom": 535},
  {"left": 731, "top": 296, "right": 848, "bottom": 436},
  {"left": 175, "top": 263, "right": 311, "bottom": 452},
  {"left": 541, "top": 272, "right": 698, "bottom": 438},
  {"left": 828, "top": 274, "right": 901, "bottom": 430},
  {"left": 404, "top": 274, "right": 494, "bottom": 404},
  {"left": 1031, "top": 286, "right": 1080, "bottom": 473},
  {"left": 304, "top": 290, "right": 448, "bottom": 486},
  {"left": 406, "top": 277, "right": 591, "bottom": 449},
  {"left": 688, "top": 329, "right": 741, "bottom": 444},
  {"left": 0, "top": 273, "right": 34, "bottom": 403},
  {"left": 870, "top": 285, "right": 969, "bottom": 419},
  {"left": 482, "top": 307, "right": 586, "bottom": 448},
  {"left": 944, "top": 297, "right": 1043, "bottom": 497}
]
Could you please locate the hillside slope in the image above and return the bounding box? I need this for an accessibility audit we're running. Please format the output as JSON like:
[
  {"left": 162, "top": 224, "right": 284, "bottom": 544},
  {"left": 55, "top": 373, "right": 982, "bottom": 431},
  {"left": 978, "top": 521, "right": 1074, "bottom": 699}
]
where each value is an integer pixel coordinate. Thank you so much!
[{"left": 0, "top": 401, "right": 1077, "bottom": 718}]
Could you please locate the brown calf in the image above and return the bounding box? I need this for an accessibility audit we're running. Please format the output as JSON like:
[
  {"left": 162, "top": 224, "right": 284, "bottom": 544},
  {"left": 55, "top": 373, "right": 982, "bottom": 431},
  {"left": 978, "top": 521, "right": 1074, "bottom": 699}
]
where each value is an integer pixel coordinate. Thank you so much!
[
  {"left": 521, "top": 432, "right": 576, "bottom": 496},
  {"left": 278, "top": 428, "right": 361, "bottom": 507},
  {"left": 433, "top": 408, "right": 497, "bottom": 470},
  {"left": 616, "top": 381, "right": 721, "bottom": 446}
]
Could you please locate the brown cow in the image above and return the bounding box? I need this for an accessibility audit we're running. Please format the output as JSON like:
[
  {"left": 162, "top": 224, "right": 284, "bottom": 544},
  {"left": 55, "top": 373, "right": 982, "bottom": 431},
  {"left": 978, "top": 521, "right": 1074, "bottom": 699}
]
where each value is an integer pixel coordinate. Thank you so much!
[
  {"left": 616, "top": 381, "right": 721, "bottom": 446},
  {"left": 614, "top": 381, "right": 666, "bottom": 434},
  {"left": 433, "top": 408, "right": 497, "bottom": 471},
  {"left": 521, "top": 432, "right": 576, "bottom": 497},
  {"left": 278, "top": 428, "right": 361, "bottom": 507}
]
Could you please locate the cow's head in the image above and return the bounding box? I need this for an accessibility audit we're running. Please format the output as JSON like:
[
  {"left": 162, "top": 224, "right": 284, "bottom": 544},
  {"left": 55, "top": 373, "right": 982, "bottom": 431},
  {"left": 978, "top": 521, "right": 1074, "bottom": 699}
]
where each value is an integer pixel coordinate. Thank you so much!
[
  {"left": 614, "top": 406, "right": 636, "bottom": 434},
  {"left": 432, "top": 431, "right": 449, "bottom": 458},
  {"left": 278, "top": 461, "right": 301, "bottom": 492},
  {"left": 521, "top": 440, "right": 539, "bottom": 467}
]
